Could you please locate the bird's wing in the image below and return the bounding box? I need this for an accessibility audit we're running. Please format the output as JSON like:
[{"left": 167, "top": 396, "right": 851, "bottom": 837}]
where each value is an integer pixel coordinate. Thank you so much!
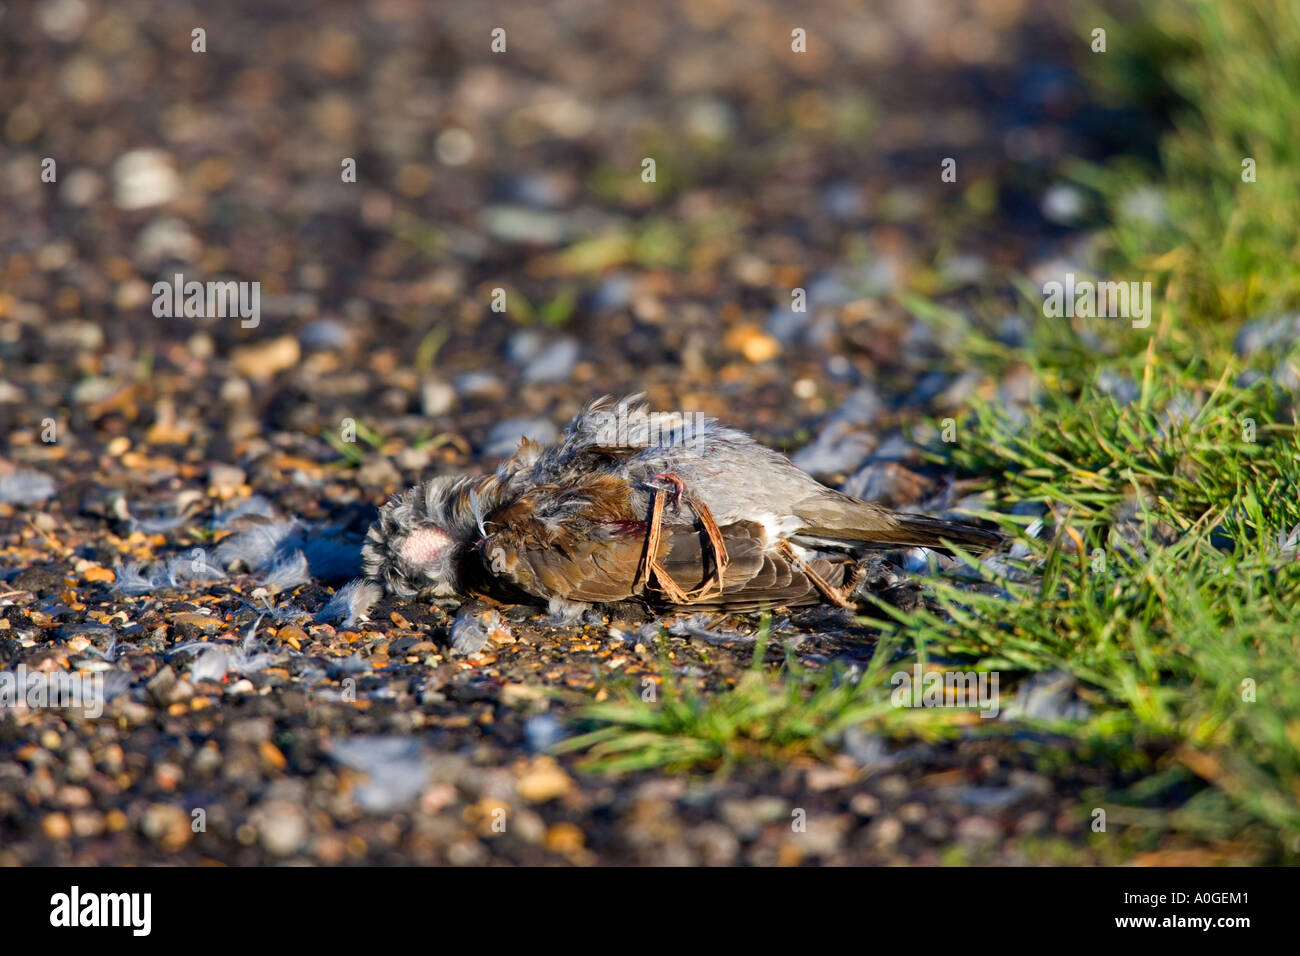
[
  {"left": 475, "top": 473, "right": 858, "bottom": 610},
  {"left": 652, "top": 520, "right": 850, "bottom": 610},
  {"left": 476, "top": 474, "right": 651, "bottom": 603},
  {"left": 665, "top": 520, "right": 847, "bottom": 608}
]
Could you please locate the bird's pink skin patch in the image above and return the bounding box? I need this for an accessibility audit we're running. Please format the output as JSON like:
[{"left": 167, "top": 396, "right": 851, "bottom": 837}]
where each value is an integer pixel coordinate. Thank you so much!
[{"left": 399, "top": 526, "right": 453, "bottom": 568}]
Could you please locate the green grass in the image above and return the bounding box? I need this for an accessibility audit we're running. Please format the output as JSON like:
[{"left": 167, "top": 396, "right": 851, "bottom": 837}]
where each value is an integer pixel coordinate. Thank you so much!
[
  {"left": 320, "top": 418, "right": 384, "bottom": 466},
  {"left": 553, "top": 622, "right": 991, "bottom": 774},
  {"left": 1079, "top": 0, "right": 1300, "bottom": 326},
  {"left": 554, "top": 623, "right": 891, "bottom": 773},
  {"left": 558, "top": 0, "right": 1300, "bottom": 860},
  {"left": 899, "top": 361, "right": 1300, "bottom": 851}
]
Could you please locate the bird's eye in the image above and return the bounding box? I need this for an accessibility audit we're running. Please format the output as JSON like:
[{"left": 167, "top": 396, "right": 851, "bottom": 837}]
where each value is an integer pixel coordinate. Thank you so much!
[{"left": 398, "top": 526, "right": 453, "bottom": 570}]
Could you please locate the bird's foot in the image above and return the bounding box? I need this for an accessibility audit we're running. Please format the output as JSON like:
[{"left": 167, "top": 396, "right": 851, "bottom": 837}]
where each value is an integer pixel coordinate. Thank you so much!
[
  {"left": 637, "top": 474, "right": 730, "bottom": 603},
  {"left": 677, "top": 487, "right": 730, "bottom": 599},
  {"left": 634, "top": 481, "right": 667, "bottom": 591},
  {"left": 777, "top": 540, "right": 854, "bottom": 609},
  {"left": 650, "top": 472, "right": 686, "bottom": 510}
]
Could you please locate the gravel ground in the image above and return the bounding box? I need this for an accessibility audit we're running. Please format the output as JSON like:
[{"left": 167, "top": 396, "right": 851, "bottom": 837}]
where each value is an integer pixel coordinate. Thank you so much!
[{"left": 0, "top": 0, "right": 1205, "bottom": 865}]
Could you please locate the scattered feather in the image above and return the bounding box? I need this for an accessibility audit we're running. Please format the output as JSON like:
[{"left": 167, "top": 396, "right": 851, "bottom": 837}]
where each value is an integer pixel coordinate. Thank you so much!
[
  {"left": 165, "top": 550, "right": 226, "bottom": 584},
  {"left": 331, "top": 737, "right": 430, "bottom": 813},
  {"left": 546, "top": 596, "right": 586, "bottom": 626},
  {"left": 240, "top": 594, "right": 310, "bottom": 624},
  {"left": 113, "top": 562, "right": 164, "bottom": 595},
  {"left": 215, "top": 519, "right": 302, "bottom": 573},
  {"left": 212, "top": 495, "right": 276, "bottom": 529},
  {"left": 167, "top": 615, "right": 277, "bottom": 679},
  {"left": 263, "top": 550, "right": 310, "bottom": 593},
  {"left": 667, "top": 614, "right": 755, "bottom": 647},
  {"left": 229, "top": 615, "right": 277, "bottom": 673},
  {"left": 315, "top": 578, "right": 382, "bottom": 628},
  {"left": 84, "top": 632, "right": 126, "bottom": 663},
  {"left": 190, "top": 646, "right": 231, "bottom": 683},
  {"left": 637, "top": 622, "right": 667, "bottom": 645},
  {"left": 295, "top": 665, "right": 327, "bottom": 689},
  {"left": 113, "top": 550, "right": 225, "bottom": 594},
  {"left": 0, "top": 470, "right": 55, "bottom": 505},
  {"left": 449, "top": 606, "right": 510, "bottom": 654}
]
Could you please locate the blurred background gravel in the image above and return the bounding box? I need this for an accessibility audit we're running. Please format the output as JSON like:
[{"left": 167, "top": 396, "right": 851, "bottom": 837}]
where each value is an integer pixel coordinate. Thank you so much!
[{"left": 0, "top": 0, "right": 1196, "bottom": 865}]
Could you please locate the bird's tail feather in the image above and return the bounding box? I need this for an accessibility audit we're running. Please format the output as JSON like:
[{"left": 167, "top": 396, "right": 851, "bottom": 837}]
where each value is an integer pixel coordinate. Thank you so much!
[{"left": 797, "top": 507, "right": 1005, "bottom": 556}]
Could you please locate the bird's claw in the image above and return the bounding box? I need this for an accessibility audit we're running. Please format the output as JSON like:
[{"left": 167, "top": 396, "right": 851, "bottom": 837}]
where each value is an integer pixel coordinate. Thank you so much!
[
  {"left": 636, "top": 472, "right": 730, "bottom": 603},
  {"left": 777, "top": 540, "right": 854, "bottom": 608},
  {"left": 643, "top": 472, "right": 686, "bottom": 512}
]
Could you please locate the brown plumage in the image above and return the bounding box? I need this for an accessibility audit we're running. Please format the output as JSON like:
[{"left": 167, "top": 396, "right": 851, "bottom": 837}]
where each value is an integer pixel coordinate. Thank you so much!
[{"left": 362, "top": 396, "right": 1004, "bottom": 615}]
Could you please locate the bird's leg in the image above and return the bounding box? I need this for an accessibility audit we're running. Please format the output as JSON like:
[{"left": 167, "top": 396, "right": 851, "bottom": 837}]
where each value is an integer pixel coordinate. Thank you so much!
[
  {"left": 635, "top": 480, "right": 693, "bottom": 604},
  {"left": 841, "top": 558, "right": 870, "bottom": 603},
  {"left": 647, "top": 473, "right": 730, "bottom": 602},
  {"left": 675, "top": 489, "right": 730, "bottom": 600},
  {"left": 777, "top": 540, "right": 853, "bottom": 609},
  {"left": 637, "top": 473, "right": 729, "bottom": 605},
  {"left": 634, "top": 483, "right": 664, "bottom": 589}
]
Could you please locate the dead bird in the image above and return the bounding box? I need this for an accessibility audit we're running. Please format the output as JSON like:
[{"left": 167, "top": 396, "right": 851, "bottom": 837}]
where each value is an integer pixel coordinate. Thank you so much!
[{"left": 362, "top": 395, "right": 1003, "bottom": 616}]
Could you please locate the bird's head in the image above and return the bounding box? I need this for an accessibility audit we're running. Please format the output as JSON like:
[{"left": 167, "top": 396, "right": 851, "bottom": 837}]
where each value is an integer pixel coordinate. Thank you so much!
[{"left": 362, "top": 475, "right": 487, "bottom": 600}]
